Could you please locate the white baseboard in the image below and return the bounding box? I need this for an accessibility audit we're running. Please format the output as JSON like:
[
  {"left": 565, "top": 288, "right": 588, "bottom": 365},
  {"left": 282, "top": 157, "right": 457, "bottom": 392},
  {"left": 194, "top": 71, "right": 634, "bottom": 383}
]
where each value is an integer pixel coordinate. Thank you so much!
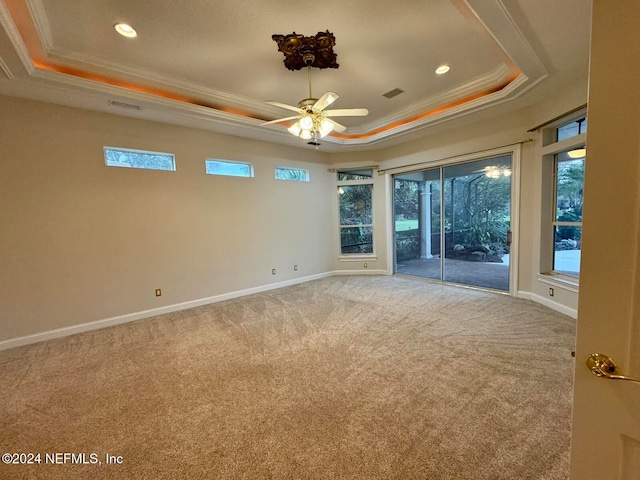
[
  {"left": 333, "top": 269, "right": 389, "bottom": 276},
  {"left": 516, "top": 291, "right": 532, "bottom": 301},
  {"left": 1, "top": 272, "right": 574, "bottom": 352},
  {"left": 0, "top": 272, "right": 335, "bottom": 352},
  {"left": 517, "top": 290, "right": 578, "bottom": 319}
]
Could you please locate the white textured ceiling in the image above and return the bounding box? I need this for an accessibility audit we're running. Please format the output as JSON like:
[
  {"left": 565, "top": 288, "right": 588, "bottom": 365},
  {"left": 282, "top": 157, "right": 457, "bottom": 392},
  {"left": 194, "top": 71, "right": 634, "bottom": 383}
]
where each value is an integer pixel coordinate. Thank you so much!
[{"left": 0, "top": 0, "right": 591, "bottom": 151}]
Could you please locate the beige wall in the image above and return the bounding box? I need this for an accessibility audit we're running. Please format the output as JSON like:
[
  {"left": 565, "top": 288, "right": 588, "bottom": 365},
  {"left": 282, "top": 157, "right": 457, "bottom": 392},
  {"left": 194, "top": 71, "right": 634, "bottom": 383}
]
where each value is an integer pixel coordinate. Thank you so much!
[
  {"left": 330, "top": 83, "right": 588, "bottom": 315},
  {"left": 0, "top": 77, "right": 589, "bottom": 345},
  {"left": 0, "top": 95, "right": 335, "bottom": 342}
]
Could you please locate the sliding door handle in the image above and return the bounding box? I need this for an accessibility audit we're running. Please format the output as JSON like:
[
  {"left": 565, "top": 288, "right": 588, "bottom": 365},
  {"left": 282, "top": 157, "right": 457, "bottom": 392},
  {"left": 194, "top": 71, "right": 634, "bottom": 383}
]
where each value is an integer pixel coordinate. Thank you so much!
[{"left": 586, "top": 353, "right": 640, "bottom": 384}]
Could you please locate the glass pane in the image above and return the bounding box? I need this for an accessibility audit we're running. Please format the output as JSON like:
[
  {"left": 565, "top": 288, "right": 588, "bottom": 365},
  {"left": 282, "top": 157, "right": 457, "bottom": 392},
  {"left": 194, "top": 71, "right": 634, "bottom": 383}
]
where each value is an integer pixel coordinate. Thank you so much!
[
  {"left": 104, "top": 147, "right": 175, "bottom": 171},
  {"left": 554, "top": 226, "right": 581, "bottom": 276},
  {"left": 394, "top": 169, "right": 441, "bottom": 280},
  {"left": 557, "top": 117, "right": 587, "bottom": 141},
  {"left": 394, "top": 178, "right": 420, "bottom": 260},
  {"left": 340, "top": 227, "right": 373, "bottom": 254},
  {"left": 205, "top": 160, "right": 252, "bottom": 177},
  {"left": 443, "top": 155, "right": 511, "bottom": 291},
  {"left": 337, "top": 169, "right": 373, "bottom": 181},
  {"left": 275, "top": 167, "right": 309, "bottom": 182},
  {"left": 339, "top": 184, "right": 373, "bottom": 225},
  {"left": 556, "top": 157, "right": 585, "bottom": 222}
]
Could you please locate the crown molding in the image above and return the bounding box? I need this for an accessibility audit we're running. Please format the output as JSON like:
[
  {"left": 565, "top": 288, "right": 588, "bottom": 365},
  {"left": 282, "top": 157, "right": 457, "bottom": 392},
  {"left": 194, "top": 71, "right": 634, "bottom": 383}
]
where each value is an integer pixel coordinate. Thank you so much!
[
  {"left": 0, "top": 0, "right": 34, "bottom": 74},
  {"left": 1, "top": 0, "right": 551, "bottom": 151},
  {"left": 0, "top": 55, "right": 12, "bottom": 78},
  {"left": 26, "top": 0, "right": 51, "bottom": 51},
  {"left": 464, "top": 0, "right": 547, "bottom": 80},
  {"left": 351, "top": 63, "right": 514, "bottom": 135}
]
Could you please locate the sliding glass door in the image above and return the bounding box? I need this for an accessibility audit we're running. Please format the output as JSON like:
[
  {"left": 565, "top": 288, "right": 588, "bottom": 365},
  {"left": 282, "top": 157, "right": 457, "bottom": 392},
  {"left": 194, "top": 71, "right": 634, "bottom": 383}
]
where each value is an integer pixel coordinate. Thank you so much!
[
  {"left": 394, "top": 155, "right": 512, "bottom": 291},
  {"left": 394, "top": 168, "right": 441, "bottom": 280}
]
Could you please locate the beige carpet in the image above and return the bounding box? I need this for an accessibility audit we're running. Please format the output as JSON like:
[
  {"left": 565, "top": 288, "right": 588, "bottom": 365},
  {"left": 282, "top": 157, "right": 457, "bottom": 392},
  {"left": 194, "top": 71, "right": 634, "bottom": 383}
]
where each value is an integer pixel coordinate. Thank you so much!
[{"left": 0, "top": 275, "right": 575, "bottom": 479}]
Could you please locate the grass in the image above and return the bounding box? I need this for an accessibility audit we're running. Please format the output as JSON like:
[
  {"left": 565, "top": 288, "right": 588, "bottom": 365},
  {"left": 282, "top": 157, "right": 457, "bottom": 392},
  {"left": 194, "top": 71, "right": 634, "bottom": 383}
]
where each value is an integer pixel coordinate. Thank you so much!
[{"left": 395, "top": 219, "right": 419, "bottom": 232}]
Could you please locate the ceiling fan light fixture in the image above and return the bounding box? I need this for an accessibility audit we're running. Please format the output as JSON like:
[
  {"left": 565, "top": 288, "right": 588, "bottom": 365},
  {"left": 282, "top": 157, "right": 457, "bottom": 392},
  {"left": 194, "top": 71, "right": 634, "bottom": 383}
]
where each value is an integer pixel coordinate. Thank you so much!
[
  {"left": 568, "top": 148, "right": 586, "bottom": 158},
  {"left": 319, "top": 118, "right": 334, "bottom": 137},
  {"left": 263, "top": 32, "right": 369, "bottom": 144},
  {"left": 299, "top": 115, "right": 314, "bottom": 130},
  {"left": 288, "top": 123, "right": 302, "bottom": 136},
  {"left": 114, "top": 23, "right": 137, "bottom": 38}
]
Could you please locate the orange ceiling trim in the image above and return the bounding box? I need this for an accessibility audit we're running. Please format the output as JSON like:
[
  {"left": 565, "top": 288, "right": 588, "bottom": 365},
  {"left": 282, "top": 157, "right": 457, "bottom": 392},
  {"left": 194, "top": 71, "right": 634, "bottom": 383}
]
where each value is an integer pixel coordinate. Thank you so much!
[
  {"left": 32, "top": 59, "right": 261, "bottom": 120},
  {"left": 5, "top": 0, "right": 261, "bottom": 121},
  {"left": 330, "top": 71, "right": 521, "bottom": 141},
  {"left": 6, "top": 0, "right": 520, "bottom": 142}
]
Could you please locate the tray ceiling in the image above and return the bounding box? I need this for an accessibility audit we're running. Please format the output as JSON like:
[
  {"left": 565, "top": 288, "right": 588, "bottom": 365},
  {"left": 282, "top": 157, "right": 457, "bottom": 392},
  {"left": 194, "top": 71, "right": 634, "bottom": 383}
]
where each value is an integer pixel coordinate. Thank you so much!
[{"left": 0, "top": 0, "right": 591, "bottom": 151}]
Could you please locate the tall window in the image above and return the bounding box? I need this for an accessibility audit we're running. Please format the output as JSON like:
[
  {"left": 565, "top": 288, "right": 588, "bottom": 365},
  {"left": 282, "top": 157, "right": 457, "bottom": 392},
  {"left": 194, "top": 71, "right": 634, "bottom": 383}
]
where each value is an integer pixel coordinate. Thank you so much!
[
  {"left": 337, "top": 169, "right": 374, "bottom": 255},
  {"left": 541, "top": 114, "right": 586, "bottom": 278},
  {"left": 553, "top": 149, "right": 584, "bottom": 277}
]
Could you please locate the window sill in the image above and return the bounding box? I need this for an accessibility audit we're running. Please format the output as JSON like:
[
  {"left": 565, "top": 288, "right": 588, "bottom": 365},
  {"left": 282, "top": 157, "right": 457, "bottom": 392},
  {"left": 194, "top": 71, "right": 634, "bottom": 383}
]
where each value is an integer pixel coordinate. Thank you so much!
[
  {"left": 537, "top": 273, "right": 579, "bottom": 293},
  {"left": 339, "top": 255, "right": 378, "bottom": 262}
]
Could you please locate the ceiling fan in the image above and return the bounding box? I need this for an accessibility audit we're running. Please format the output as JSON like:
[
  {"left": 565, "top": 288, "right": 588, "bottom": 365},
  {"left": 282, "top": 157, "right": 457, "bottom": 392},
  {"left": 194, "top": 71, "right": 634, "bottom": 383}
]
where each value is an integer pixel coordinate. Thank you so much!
[{"left": 261, "top": 54, "right": 369, "bottom": 142}]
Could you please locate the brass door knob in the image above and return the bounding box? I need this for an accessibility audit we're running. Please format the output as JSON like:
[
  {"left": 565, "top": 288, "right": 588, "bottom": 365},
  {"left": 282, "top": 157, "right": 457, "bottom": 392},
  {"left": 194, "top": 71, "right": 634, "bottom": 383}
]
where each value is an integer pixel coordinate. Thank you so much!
[{"left": 586, "top": 353, "right": 640, "bottom": 384}]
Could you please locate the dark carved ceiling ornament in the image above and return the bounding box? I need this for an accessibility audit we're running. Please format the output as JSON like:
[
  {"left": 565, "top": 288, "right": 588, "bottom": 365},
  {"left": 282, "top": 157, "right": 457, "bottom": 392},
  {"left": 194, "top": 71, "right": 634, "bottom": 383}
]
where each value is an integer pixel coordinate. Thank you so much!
[{"left": 271, "top": 31, "right": 339, "bottom": 71}]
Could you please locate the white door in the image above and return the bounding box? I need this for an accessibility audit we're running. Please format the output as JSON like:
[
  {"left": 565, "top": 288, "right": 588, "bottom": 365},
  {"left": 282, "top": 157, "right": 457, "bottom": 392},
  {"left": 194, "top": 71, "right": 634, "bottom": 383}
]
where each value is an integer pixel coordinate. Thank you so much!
[{"left": 569, "top": 2, "right": 640, "bottom": 478}]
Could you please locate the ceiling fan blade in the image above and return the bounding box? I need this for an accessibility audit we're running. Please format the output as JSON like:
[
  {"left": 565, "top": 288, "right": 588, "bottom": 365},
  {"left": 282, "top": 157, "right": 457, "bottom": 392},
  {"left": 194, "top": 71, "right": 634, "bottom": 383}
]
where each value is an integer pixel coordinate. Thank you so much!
[
  {"left": 327, "top": 118, "right": 347, "bottom": 133},
  {"left": 313, "top": 92, "right": 339, "bottom": 111},
  {"left": 324, "top": 108, "right": 369, "bottom": 117},
  {"left": 260, "top": 116, "right": 299, "bottom": 126},
  {"left": 266, "top": 101, "right": 302, "bottom": 113}
]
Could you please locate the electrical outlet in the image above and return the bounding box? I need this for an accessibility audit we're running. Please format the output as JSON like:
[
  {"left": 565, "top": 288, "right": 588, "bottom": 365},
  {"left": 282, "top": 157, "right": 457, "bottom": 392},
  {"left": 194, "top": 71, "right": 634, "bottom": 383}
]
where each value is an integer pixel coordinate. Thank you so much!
[
  {"left": 549, "top": 287, "right": 554, "bottom": 297},
  {"left": 294, "top": 265, "right": 298, "bottom": 271},
  {"left": 155, "top": 289, "right": 162, "bottom": 297},
  {"left": 272, "top": 268, "right": 276, "bottom": 275},
  {"left": 364, "top": 263, "right": 368, "bottom": 268}
]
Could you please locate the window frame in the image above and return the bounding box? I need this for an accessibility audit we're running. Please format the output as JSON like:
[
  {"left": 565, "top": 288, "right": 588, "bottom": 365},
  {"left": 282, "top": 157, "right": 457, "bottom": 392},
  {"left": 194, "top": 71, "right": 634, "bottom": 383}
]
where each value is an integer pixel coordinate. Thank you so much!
[
  {"left": 205, "top": 158, "right": 254, "bottom": 178},
  {"left": 103, "top": 146, "right": 176, "bottom": 171},
  {"left": 337, "top": 169, "right": 375, "bottom": 258},
  {"left": 539, "top": 109, "right": 587, "bottom": 282}
]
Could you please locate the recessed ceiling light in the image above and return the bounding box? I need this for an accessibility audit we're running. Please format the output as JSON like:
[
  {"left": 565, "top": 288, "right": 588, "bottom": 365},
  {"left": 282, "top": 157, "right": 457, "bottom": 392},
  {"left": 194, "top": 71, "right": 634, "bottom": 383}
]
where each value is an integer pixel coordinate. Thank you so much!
[
  {"left": 114, "top": 23, "right": 137, "bottom": 38},
  {"left": 435, "top": 64, "right": 451, "bottom": 75}
]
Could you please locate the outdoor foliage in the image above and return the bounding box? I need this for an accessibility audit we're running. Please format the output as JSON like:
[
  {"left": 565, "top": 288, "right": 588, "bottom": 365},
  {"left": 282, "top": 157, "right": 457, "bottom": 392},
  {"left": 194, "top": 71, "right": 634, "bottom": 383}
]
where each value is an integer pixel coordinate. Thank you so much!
[
  {"left": 205, "top": 160, "right": 252, "bottom": 177},
  {"left": 339, "top": 184, "right": 373, "bottom": 253},
  {"left": 340, "top": 185, "right": 373, "bottom": 225},
  {"left": 275, "top": 167, "right": 308, "bottom": 181},
  {"left": 555, "top": 158, "right": 584, "bottom": 242},
  {"left": 393, "top": 173, "right": 511, "bottom": 260},
  {"left": 445, "top": 173, "right": 511, "bottom": 247},
  {"left": 104, "top": 148, "right": 175, "bottom": 171}
]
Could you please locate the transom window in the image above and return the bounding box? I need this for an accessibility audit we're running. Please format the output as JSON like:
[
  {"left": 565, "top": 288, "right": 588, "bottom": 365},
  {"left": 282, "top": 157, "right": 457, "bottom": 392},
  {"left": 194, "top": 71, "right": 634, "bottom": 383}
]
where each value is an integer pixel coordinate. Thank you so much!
[
  {"left": 104, "top": 146, "right": 175, "bottom": 171},
  {"left": 205, "top": 159, "right": 254, "bottom": 177},
  {"left": 557, "top": 117, "right": 587, "bottom": 142},
  {"left": 275, "top": 167, "right": 309, "bottom": 182}
]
